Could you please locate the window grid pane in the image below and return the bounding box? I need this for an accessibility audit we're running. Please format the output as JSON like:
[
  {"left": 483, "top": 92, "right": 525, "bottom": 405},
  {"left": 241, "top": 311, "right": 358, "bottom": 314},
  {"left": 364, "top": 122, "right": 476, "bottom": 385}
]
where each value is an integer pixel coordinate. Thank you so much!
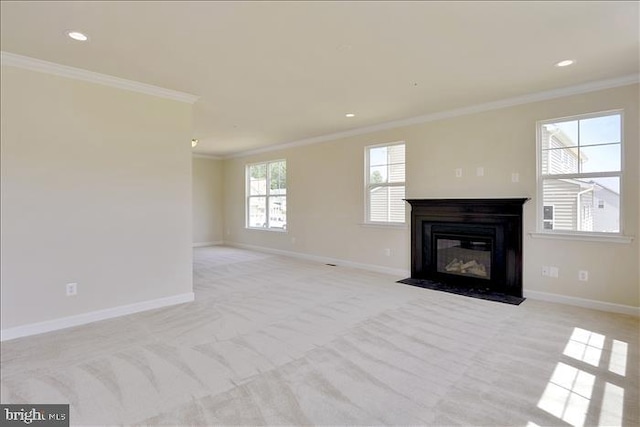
[
  {"left": 248, "top": 196, "right": 266, "bottom": 228},
  {"left": 249, "top": 164, "right": 267, "bottom": 196},
  {"left": 270, "top": 161, "right": 287, "bottom": 194},
  {"left": 579, "top": 114, "right": 621, "bottom": 146},
  {"left": 268, "top": 196, "right": 286, "bottom": 230},
  {"left": 579, "top": 144, "right": 621, "bottom": 173}
]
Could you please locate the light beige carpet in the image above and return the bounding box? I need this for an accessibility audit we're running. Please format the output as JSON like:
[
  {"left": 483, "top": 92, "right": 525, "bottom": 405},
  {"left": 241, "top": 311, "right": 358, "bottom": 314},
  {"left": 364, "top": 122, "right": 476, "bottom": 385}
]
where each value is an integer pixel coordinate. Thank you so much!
[{"left": 1, "top": 246, "right": 638, "bottom": 426}]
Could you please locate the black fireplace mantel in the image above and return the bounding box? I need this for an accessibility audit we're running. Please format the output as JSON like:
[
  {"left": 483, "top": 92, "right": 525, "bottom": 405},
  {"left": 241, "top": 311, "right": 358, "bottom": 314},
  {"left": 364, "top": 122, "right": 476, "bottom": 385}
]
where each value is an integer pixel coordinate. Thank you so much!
[
  {"left": 405, "top": 198, "right": 529, "bottom": 217},
  {"left": 405, "top": 198, "right": 529, "bottom": 299}
]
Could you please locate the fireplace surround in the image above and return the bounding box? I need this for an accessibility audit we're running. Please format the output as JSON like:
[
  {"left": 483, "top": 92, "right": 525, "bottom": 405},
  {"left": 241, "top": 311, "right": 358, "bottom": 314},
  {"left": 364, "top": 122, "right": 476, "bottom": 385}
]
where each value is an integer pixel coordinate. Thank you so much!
[{"left": 403, "top": 198, "right": 528, "bottom": 301}]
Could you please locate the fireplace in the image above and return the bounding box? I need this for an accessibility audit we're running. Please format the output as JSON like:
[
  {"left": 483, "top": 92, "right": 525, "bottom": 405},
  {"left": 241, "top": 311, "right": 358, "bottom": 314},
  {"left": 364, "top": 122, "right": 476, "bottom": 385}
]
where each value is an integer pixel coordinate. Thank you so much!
[
  {"left": 436, "top": 233, "right": 492, "bottom": 280},
  {"left": 402, "top": 198, "right": 528, "bottom": 302}
]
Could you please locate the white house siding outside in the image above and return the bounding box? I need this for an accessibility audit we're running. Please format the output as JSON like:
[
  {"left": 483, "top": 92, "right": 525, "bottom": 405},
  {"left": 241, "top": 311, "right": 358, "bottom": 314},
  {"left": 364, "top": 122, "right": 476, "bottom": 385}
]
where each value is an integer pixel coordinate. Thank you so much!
[
  {"left": 591, "top": 185, "right": 620, "bottom": 232},
  {"left": 370, "top": 186, "right": 405, "bottom": 222}
]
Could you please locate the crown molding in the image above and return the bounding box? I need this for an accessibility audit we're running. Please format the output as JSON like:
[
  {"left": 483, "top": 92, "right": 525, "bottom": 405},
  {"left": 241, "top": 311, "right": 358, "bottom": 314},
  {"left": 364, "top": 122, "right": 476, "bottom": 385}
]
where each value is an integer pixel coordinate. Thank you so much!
[
  {"left": 192, "top": 153, "right": 223, "bottom": 160},
  {"left": 1, "top": 51, "right": 199, "bottom": 104},
  {"left": 227, "top": 73, "right": 640, "bottom": 159}
]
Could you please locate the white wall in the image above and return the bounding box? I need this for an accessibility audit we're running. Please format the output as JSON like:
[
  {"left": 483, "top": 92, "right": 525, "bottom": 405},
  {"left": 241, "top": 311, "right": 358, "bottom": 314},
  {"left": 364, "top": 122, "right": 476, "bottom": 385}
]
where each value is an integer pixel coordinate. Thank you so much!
[
  {"left": 1, "top": 66, "right": 194, "bottom": 330},
  {"left": 223, "top": 84, "right": 639, "bottom": 308},
  {"left": 192, "top": 156, "right": 224, "bottom": 245}
]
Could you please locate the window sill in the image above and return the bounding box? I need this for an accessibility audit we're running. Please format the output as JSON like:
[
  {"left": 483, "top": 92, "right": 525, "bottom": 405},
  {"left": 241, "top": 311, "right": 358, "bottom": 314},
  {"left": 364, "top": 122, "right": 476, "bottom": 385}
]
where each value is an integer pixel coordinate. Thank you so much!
[
  {"left": 529, "top": 232, "right": 634, "bottom": 244},
  {"left": 360, "top": 222, "right": 408, "bottom": 229},
  {"left": 246, "top": 227, "right": 287, "bottom": 233}
]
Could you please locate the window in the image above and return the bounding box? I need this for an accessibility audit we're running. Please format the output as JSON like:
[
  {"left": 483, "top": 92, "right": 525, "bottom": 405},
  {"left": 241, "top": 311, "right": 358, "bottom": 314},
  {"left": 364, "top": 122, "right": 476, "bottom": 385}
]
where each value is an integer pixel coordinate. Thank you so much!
[
  {"left": 537, "top": 111, "right": 622, "bottom": 234},
  {"left": 246, "top": 160, "right": 286, "bottom": 230},
  {"left": 365, "top": 142, "right": 405, "bottom": 224}
]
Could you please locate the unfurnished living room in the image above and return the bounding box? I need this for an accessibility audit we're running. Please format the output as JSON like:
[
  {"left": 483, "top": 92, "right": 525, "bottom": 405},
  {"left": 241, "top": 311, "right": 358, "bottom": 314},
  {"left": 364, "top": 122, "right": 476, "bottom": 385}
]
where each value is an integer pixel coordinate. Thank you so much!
[{"left": 1, "top": 1, "right": 638, "bottom": 426}]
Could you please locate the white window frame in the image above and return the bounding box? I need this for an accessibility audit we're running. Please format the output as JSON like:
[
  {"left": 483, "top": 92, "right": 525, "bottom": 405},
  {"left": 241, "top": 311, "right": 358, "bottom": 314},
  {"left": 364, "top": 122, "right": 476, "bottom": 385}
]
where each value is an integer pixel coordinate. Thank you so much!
[
  {"left": 535, "top": 110, "right": 624, "bottom": 238},
  {"left": 245, "top": 159, "right": 287, "bottom": 232},
  {"left": 364, "top": 141, "right": 406, "bottom": 225}
]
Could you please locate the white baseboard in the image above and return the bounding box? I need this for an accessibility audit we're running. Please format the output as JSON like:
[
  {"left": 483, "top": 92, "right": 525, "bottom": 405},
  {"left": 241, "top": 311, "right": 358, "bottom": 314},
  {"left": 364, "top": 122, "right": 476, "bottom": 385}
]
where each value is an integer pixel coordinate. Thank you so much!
[
  {"left": 228, "top": 241, "right": 638, "bottom": 316},
  {"left": 524, "top": 290, "right": 639, "bottom": 317},
  {"left": 193, "top": 241, "right": 223, "bottom": 248},
  {"left": 227, "top": 242, "right": 410, "bottom": 278},
  {"left": 0, "top": 292, "right": 195, "bottom": 342}
]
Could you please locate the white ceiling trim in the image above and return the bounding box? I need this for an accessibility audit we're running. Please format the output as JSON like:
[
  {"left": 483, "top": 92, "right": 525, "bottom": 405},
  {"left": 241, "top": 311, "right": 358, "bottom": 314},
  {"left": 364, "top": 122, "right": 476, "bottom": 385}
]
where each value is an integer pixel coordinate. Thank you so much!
[
  {"left": 0, "top": 51, "right": 199, "bottom": 104},
  {"left": 228, "top": 73, "right": 639, "bottom": 159},
  {"left": 192, "top": 153, "right": 223, "bottom": 160}
]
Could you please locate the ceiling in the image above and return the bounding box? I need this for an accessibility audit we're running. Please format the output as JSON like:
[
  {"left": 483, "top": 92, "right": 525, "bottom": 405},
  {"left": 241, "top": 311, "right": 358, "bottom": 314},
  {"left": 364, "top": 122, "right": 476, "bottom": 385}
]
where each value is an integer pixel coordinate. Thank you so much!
[{"left": 1, "top": 1, "right": 638, "bottom": 157}]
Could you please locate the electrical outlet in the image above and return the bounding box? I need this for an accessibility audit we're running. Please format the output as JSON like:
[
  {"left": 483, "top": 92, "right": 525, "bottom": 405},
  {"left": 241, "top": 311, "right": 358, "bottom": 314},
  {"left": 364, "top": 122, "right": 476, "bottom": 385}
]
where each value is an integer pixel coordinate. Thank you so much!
[
  {"left": 549, "top": 267, "right": 559, "bottom": 278},
  {"left": 476, "top": 167, "right": 484, "bottom": 177},
  {"left": 384, "top": 248, "right": 391, "bottom": 256},
  {"left": 66, "top": 282, "right": 77, "bottom": 296},
  {"left": 455, "top": 168, "right": 463, "bottom": 178},
  {"left": 511, "top": 172, "right": 520, "bottom": 183},
  {"left": 541, "top": 266, "right": 550, "bottom": 276},
  {"left": 579, "top": 270, "right": 589, "bottom": 281}
]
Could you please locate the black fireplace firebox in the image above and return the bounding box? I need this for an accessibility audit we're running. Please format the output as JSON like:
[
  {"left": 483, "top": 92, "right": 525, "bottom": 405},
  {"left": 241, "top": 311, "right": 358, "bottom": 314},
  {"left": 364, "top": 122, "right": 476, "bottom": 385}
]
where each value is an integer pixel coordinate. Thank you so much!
[{"left": 403, "top": 198, "right": 528, "bottom": 302}]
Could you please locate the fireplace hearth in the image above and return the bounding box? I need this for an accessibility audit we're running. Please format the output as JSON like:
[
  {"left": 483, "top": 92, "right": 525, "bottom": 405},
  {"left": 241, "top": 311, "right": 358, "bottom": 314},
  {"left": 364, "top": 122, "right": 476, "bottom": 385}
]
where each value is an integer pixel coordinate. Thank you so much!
[{"left": 400, "top": 198, "right": 528, "bottom": 304}]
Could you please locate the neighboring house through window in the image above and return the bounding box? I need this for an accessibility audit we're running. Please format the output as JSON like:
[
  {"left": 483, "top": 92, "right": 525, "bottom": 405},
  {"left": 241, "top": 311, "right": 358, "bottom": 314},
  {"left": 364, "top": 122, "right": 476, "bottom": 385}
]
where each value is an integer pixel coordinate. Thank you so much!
[
  {"left": 537, "top": 111, "right": 622, "bottom": 234},
  {"left": 246, "top": 160, "right": 287, "bottom": 230},
  {"left": 543, "top": 205, "right": 554, "bottom": 230},
  {"left": 365, "top": 142, "right": 406, "bottom": 224}
]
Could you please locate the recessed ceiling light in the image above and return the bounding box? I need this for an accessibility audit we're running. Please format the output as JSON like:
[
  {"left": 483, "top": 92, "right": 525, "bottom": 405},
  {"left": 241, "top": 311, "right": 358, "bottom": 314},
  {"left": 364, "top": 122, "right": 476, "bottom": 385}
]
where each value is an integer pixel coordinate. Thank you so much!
[
  {"left": 345, "top": 113, "right": 355, "bottom": 118},
  {"left": 555, "top": 59, "right": 575, "bottom": 67},
  {"left": 191, "top": 139, "right": 199, "bottom": 148},
  {"left": 67, "top": 31, "right": 89, "bottom": 42},
  {"left": 66, "top": 31, "right": 88, "bottom": 41}
]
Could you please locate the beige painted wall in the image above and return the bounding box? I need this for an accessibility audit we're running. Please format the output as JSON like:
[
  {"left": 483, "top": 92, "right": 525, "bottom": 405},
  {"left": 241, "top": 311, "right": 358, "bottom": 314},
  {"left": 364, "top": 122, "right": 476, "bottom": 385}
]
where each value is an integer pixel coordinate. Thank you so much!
[
  {"left": 192, "top": 156, "right": 224, "bottom": 245},
  {"left": 223, "top": 84, "right": 639, "bottom": 308},
  {"left": 0, "top": 66, "right": 194, "bottom": 329}
]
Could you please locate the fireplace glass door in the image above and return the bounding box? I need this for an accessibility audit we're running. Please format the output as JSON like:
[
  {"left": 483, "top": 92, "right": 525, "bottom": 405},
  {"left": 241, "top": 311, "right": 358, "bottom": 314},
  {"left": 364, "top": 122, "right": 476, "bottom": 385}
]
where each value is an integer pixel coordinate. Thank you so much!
[{"left": 436, "top": 237, "right": 492, "bottom": 280}]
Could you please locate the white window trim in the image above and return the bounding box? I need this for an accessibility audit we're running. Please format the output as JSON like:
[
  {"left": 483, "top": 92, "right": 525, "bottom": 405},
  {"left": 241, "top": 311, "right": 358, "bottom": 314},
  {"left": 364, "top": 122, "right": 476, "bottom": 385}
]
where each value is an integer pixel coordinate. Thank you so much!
[
  {"left": 529, "top": 232, "right": 633, "bottom": 244},
  {"left": 535, "top": 109, "right": 633, "bottom": 241},
  {"left": 364, "top": 141, "right": 406, "bottom": 225},
  {"left": 359, "top": 222, "right": 408, "bottom": 229},
  {"left": 245, "top": 159, "right": 287, "bottom": 232}
]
